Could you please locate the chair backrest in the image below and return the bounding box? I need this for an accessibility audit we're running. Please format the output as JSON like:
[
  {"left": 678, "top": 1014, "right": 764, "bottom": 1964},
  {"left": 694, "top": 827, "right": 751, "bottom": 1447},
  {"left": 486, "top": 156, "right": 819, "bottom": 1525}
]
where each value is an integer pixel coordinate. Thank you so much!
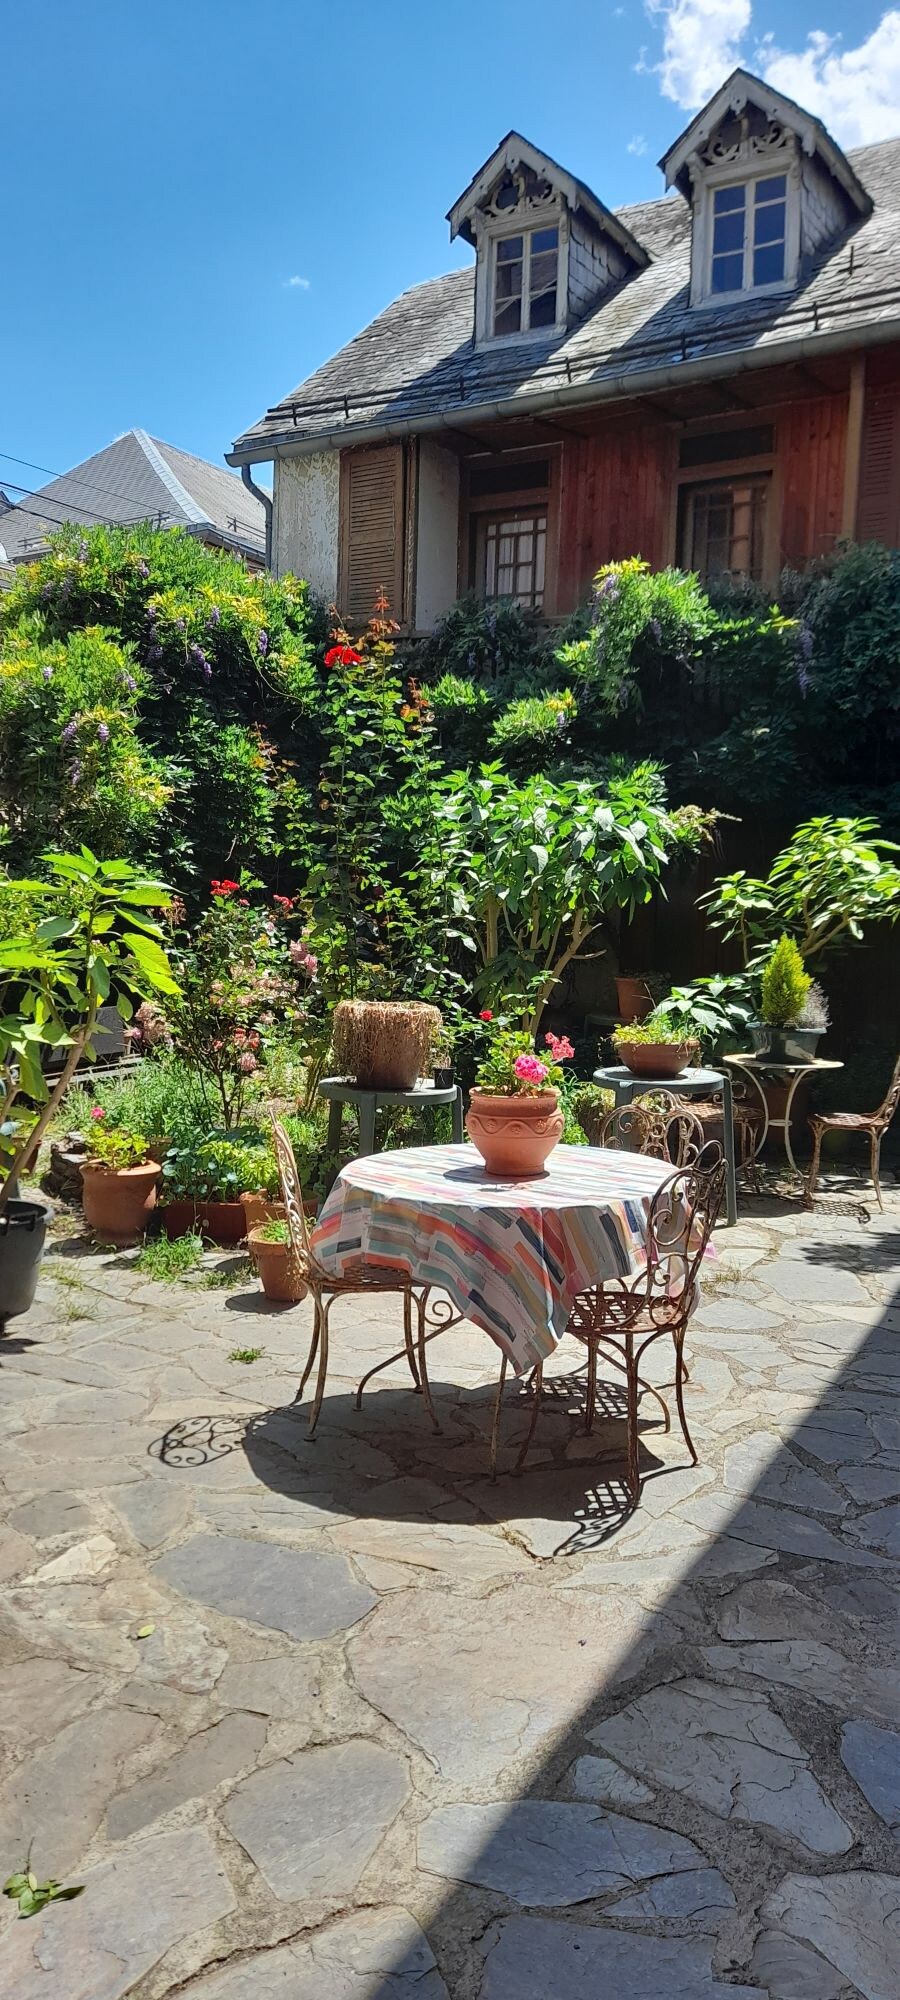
[
  {"left": 601, "top": 1090, "right": 706, "bottom": 1168},
  {"left": 876, "top": 1052, "right": 900, "bottom": 1127},
  {"left": 643, "top": 1153, "right": 727, "bottom": 1318},
  {"left": 269, "top": 1116, "right": 314, "bottom": 1276}
]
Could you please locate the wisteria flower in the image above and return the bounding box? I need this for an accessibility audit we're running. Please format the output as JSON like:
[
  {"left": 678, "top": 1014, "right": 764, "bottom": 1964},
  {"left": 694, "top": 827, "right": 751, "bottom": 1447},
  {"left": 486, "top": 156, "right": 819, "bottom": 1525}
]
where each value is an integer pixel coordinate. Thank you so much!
[
  {"left": 97, "top": 721, "right": 109, "bottom": 744},
  {"left": 41, "top": 666, "right": 53, "bottom": 683},
  {"left": 258, "top": 629, "right": 268, "bottom": 655},
  {"left": 207, "top": 604, "right": 221, "bottom": 627},
  {"left": 61, "top": 719, "right": 78, "bottom": 744}
]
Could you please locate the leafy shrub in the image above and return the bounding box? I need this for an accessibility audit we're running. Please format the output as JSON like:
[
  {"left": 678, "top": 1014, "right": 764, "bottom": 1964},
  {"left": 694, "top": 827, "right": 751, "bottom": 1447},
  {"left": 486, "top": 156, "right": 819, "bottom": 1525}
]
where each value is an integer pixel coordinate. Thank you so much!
[
  {"left": 83, "top": 1126, "right": 153, "bottom": 1170},
  {"left": 161, "top": 1129, "right": 280, "bottom": 1202},
  {"left": 64, "top": 1054, "right": 203, "bottom": 1145},
  {"left": 489, "top": 690, "right": 577, "bottom": 768}
]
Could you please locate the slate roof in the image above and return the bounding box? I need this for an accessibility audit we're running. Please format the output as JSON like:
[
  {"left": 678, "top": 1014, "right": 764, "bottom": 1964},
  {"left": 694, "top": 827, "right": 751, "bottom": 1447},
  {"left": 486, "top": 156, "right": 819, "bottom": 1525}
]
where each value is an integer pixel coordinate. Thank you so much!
[
  {"left": 0, "top": 429, "right": 267, "bottom": 563},
  {"left": 229, "top": 136, "right": 900, "bottom": 463}
]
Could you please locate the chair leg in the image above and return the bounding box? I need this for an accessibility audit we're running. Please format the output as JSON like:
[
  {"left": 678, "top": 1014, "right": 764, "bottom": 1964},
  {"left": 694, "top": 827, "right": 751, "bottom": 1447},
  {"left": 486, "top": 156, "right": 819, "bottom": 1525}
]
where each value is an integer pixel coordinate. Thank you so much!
[
  {"left": 585, "top": 1339, "right": 597, "bottom": 1434},
  {"left": 296, "top": 1296, "right": 321, "bottom": 1402},
  {"left": 402, "top": 1289, "right": 422, "bottom": 1389},
  {"left": 308, "top": 1296, "right": 331, "bottom": 1437},
  {"left": 490, "top": 1355, "right": 508, "bottom": 1482},
  {"left": 870, "top": 1132, "right": 884, "bottom": 1211},
  {"left": 625, "top": 1341, "right": 641, "bottom": 1501},
  {"left": 673, "top": 1330, "right": 698, "bottom": 1466},
  {"left": 807, "top": 1125, "right": 823, "bottom": 1199},
  {"left": 416, "top": 1290, "right": 441, "bottom": 1435},
  {"left": 513, "top": 1362, "right": 544, "bottom": 1474}
]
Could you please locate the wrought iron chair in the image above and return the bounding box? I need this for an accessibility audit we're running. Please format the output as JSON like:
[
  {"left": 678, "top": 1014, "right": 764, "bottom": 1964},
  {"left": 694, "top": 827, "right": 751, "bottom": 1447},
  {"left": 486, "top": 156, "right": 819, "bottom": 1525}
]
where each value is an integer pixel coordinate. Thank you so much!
[
  {"left": 269, "top": 1117, "right": 435, "bottom": 1436},
  {"left": 599, "top": 1090, "right": 707, "bottom": 1167},
  {"left": 565, "top": 1154, "right": 726, "bottom": 1500},
  {"left": 807, "top": 1053, "right": 900, "bottom": 1210}
]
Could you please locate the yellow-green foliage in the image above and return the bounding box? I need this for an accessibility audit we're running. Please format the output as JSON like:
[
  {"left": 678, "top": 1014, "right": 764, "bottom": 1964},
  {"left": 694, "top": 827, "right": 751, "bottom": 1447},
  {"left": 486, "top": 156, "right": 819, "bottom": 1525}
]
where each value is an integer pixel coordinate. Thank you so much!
[{"left": 760, "top": 933, "right": 811, "bottom": 1026}]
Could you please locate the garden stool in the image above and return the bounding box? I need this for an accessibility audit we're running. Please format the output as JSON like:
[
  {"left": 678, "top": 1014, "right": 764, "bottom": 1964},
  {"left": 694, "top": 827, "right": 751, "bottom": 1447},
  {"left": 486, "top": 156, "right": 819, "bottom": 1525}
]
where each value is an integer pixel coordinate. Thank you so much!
[
  {"left": 317, "top": 1077, "right": 463, "bottom": 1171},
  {"left": 592, "top": 1063, "right": 738, "bottom": 1226}
]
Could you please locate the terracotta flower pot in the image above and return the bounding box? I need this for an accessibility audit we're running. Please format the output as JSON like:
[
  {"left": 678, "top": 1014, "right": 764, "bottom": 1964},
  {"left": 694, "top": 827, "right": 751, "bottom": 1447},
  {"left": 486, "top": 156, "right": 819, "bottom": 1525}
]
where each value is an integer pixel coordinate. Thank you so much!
[
  {"left": 160, "top": 1199, "right": 247, "bottom": 1246},
  {"left": 615, "top": 1041, "right": 698, "bottom": 1079},
  {"left": 466, "top": 1090, "right": 564, "bottom": 1176},
  {"left": 248, "top": 1227, "right": 308, "bottom": 1303},
  {"left": 81, "top": 1160, "right": 161, "bottom": 1247},
  {"left": 239, "top": 1192, "right": 285, "bottom": 1233},
  {"left": 615, "top": 976, "right": 653, "bottom": 1025}
]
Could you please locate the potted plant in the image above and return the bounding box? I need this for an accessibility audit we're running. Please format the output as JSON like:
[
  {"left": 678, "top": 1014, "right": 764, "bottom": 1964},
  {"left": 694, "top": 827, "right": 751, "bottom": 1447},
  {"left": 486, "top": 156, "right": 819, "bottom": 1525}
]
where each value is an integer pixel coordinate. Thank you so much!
[
  {"left": 431, "top": 1030, "right": 455, "bottom": 1091},
  {"left": 248, "top": 1215, "right": 307, "bottom": 1303},
  {"left": 615, "top": 972, "right": 654, "bottom": 1025},
  {"left": 750, "top": 936, "right": 828, "bottom": 1062},
  {"left": 0, "top": 849, "right": 178, "bottom": 1323},
  {"left": 160, "top": 1130, "right": 279, "bottom": 1246},
  {"left": 332, "top": 999, "right": 442, "bottom": 1091},
  {"left": 466, "top": 1027, "right": 571, "bottom": 1175},
  {"left": 612, "top": 1015, "right": 699, "bottom": 1080},
  {"left": 80, "top": 1124, "right": 161, "bottom": 1246}
]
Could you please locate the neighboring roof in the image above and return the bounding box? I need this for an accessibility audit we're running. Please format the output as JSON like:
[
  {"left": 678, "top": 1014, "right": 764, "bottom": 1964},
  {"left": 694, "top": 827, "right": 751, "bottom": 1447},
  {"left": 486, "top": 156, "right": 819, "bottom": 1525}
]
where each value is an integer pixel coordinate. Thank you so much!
[
  {"left": 660, "top": 67, "right": 872, "bottom": 217},
  {"left": 447, "top": 130, "right": 649, "bottom": 270},
  {"left": 0, "top": 429, "right": 266, "bottom": 563},
  {"left": 229, "top": 133, "right": 900, "bottom": 468}
]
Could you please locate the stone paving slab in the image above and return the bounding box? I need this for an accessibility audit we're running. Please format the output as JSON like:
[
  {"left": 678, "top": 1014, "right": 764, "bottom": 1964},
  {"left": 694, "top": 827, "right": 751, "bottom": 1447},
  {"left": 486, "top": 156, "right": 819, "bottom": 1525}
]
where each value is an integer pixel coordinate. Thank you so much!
[{"left": 1, "top": 1182, "right": 898, "bottom": 1997}]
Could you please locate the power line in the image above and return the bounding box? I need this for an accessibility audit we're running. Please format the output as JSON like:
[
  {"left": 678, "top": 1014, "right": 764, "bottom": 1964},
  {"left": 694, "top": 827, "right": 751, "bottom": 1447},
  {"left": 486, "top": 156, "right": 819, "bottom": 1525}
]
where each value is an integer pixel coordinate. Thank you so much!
[{"left": 0, "top": 448, "right": 264, "bottom": 543}]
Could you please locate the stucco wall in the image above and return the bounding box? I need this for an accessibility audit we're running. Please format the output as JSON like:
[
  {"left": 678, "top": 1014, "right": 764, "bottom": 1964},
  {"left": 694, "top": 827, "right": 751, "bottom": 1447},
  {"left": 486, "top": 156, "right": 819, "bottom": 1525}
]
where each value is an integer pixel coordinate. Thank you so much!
[
  {"left": 414, "top": 441, "right": 460, "bottom": 630},
  {"left": 272, "top": 452, "right": 340, "bottom": 598}
]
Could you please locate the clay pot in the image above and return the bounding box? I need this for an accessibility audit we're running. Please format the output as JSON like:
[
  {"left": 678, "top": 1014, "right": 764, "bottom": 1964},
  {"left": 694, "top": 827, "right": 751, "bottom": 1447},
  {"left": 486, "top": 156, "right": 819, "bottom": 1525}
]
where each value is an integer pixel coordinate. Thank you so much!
[
  {"left": 248, "top": 1227, "right": 308, "bottom": 1303},
  {"left": 466, "top": 1091, "right": 564, "bottom": 1176},
  {"left": 160, "top": 1199, "right": 247, "bottom": 1246},
  {"left": 239, "top": 1193, "right": 285, "bottom": 1234},
  {"left": 81, "top": 1160, "right": 161, "bottom": 1246},
  {"left": 615, "top": 976, "right": 653, "bottom": 1025},
  {"left": 615, "top": 1040, "right": 698, "bottom": 1080},
  {"left": 332, "top": 999, "right": 442, "bottom": 1090}
]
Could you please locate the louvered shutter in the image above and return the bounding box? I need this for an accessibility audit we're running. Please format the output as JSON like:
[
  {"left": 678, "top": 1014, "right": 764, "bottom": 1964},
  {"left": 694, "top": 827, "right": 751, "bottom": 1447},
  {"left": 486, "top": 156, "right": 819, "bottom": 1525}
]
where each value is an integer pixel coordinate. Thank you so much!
[
  {"left": 857, "top": 391, "right": 900, "bottom": 547},
  {"left": 338, "top": 444, "right": 407, "bottom": 624}
]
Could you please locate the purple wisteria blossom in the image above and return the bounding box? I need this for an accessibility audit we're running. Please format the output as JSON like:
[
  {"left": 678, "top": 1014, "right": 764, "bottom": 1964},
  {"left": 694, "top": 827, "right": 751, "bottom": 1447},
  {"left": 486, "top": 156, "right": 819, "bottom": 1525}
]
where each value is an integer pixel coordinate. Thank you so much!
[
  {"left": 795, "top": 622, "right": 814, "bottom": 696},
  {"left": 41, "top": 666, "right": 53, "bottom": 683},
  {"left": 147, "top": 645, "right": 164, "bottom": 663},
  {"left": 257, "top": 629, "right": 268, "bottom": 655},
  {"left": 61, "top": 719, "right": 78, "bottom": 744},
  {"left": 97, "top": 722, "right": 109, "bottom": 743},
  {"left": 78, "top": 540, "right": 89, "bottom": 562},
  {"left": 190, "top": 643, "right": 212, "bottom": 680},
  {"left": 138, "top": 561, "right": 150, "bottom": 578},
  {"left": 207, "top": 605, "right": 221, "bottom": 627},
  {"left": 68, "top": 759, "right": 82, "bottom": 784},
  {"left": 121, "top": 672, "right": 137, "bottom": 692}
]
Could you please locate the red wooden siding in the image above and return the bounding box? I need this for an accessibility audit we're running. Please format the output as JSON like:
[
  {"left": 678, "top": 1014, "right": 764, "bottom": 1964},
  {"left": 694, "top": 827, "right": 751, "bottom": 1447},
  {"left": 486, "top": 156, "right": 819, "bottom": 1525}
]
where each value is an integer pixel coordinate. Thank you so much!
[
  {"left": 777, "top": 394, "right": 848, "bottom": 570},
  {"left": 555, "top": 423, "right": 676, "bottom": 609}
]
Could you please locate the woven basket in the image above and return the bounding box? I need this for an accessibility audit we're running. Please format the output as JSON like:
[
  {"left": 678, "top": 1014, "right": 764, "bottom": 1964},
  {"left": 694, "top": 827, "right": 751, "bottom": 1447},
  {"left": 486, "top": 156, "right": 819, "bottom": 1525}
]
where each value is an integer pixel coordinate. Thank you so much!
[{"left": 332, "top": 999, "right": 442, "bottom": 1090}]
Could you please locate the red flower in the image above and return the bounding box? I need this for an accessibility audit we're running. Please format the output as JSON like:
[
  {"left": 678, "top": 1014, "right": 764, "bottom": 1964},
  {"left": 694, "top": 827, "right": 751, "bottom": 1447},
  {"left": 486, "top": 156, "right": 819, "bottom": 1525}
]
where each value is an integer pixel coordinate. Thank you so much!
[
  {"left": 479, "top": 1008, "right": 493, "bottom": 1022},
  {"left": 324, "top": 644, "right": 364, "bottom": 667},
  {"left": 211, "top": 878, "right": 240, "bottom": 897},
  {"left": 273, "top": 894, "right": 294, "bottom": 912}
]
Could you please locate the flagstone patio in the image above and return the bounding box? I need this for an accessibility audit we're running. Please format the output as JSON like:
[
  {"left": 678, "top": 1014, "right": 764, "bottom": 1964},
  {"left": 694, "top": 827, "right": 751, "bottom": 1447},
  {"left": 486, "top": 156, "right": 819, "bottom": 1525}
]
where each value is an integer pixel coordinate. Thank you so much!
[{"left": 1, "top": 1184, "right": 898, "bottom": 1999}]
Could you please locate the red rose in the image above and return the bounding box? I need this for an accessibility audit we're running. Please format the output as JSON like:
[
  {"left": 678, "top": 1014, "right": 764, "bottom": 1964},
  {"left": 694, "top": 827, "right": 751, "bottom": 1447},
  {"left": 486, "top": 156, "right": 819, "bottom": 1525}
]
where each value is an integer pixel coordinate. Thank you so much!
[
  {"left": 479, "top": 1008, "right": 493, "bottom": 1021},
  {"left": 324, "top": 644, "right": 364, "bottom": 667}
]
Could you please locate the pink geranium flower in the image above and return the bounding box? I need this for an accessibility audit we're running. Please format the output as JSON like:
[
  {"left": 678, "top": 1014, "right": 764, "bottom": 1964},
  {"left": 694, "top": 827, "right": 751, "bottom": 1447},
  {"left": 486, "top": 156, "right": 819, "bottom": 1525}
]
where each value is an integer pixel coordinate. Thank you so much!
[
  {"left": 514, "top": 1053, "right": 548, "bottom": 1085},
  {"left": 545, "top": 1031, "right": 575, "bottom": 1061}
]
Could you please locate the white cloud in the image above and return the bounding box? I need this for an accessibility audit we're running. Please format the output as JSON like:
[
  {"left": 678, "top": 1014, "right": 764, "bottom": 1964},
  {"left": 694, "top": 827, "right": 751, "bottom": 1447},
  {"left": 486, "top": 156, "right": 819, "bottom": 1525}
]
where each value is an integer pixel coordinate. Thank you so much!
[
  {"left": 645, "top": 2, "right": 900, "bottom": 146},
  {"left": 647, "top": 0, "right": 750, "bottom": 107},
  {"left": 284, "top": 274, "right": 311, "bottom": 290},
  {"left": 762, "top": 16, "right": 900, "bottom": 147},
  {"left": 627, "top": 132, "right": 649, "bottom": 154}
]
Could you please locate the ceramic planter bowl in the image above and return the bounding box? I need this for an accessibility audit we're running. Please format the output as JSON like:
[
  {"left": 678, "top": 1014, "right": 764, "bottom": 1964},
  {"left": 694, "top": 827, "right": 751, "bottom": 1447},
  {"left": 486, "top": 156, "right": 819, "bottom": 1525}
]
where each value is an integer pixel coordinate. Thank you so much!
[
  {"left": 615, "top": 1041, "right": 697, "bottom": 1080},
  {"left": 81, "top": 1160, "right": 161, "bottom": 1247},
  {"left": 0, "top": 1199, "right": 47, "bottom": 1326},
  {"left": 248, "top": 1227, "right": 308, "bottom": 1303},
  {"left": 466, "top": 1090, "right": 564, "bottom": 1176}
]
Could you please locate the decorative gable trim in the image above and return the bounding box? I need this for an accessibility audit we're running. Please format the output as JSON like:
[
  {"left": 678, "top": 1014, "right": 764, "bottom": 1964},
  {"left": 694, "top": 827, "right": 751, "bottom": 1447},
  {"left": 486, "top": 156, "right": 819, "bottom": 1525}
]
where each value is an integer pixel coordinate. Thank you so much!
[
  {"left": 448, "top": 131, "right": 648, "bottom": 269},
  {"left": 660, "top": 67, "right": 872, "bottom": 219}
]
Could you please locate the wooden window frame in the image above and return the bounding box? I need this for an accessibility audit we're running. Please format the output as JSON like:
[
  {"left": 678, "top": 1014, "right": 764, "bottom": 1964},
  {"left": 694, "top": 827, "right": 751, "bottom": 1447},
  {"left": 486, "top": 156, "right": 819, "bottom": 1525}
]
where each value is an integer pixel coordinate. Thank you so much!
[
  {"left": 474, "top": 202, "right": 568, "bottom": 345},
  {"left": 690, "top": 154, "right": 800, "bottom": 308},
  {"left": 670, "top": 434, "right": 780, "bottom": 587},
  {"left": 460, "top": 448, "right": 560, "bottom": 615}
]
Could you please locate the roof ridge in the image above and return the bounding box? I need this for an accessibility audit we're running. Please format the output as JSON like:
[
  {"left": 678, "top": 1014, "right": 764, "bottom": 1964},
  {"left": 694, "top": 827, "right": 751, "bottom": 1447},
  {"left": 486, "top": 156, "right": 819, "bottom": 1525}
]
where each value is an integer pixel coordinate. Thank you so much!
[{"left": 131, "top": 429, "right": 210, "bottom": 528}]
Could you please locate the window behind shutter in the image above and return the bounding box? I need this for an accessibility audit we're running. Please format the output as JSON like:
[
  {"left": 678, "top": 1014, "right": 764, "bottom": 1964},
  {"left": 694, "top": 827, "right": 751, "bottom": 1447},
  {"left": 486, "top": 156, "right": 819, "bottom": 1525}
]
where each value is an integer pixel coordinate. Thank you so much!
[
  {"left": 857, "top": 392, "right": 900, "bottom": 546},
  {"left": 338, "top": 443, "right": 407, "bottom": 624}
]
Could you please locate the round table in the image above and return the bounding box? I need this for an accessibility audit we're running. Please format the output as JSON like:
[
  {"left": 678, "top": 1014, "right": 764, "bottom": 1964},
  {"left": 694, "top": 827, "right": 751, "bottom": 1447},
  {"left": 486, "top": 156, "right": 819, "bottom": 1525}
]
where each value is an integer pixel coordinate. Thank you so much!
[
  {"left": 317, "top": 1076, "right": 463, "bottom": 1166},
  {"left": 310, "top": 1141, "right": 674, "bottom": 1376},
  {"left": 722, "top": 1053, "right": 844, "bottom": 1173},
  {"left": 592, "top": 1063, "right": 738, "bottom": 1227}
]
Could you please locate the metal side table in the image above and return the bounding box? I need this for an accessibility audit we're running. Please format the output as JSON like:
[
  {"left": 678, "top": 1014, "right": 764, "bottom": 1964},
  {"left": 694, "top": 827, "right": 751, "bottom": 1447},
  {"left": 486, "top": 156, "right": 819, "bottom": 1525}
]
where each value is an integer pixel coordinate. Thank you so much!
[
  {"left": 318, "top": 1076, "right": 464, "bottom": 1163},
  {"left": 592, "top": 1062, "right": 738, "bottom": 1226},
  {"left": 723, "top": 1053, "right": 843, "bottom": 1175}
]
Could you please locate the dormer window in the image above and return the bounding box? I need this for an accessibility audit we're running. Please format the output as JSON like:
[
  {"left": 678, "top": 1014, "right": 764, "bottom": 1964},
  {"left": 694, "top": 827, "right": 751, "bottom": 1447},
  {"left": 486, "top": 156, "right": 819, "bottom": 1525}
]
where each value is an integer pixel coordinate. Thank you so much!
[
  {"left": 710, "top": 174, "right": 787, "bottom": 295},
  {"left": 493, "top": 225, "right": 559, "bottom": 336}
]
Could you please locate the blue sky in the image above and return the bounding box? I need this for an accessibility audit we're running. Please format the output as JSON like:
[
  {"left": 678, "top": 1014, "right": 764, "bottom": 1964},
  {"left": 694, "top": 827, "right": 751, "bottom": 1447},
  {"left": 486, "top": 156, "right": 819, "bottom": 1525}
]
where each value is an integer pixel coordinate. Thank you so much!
[{"left": 3, "top": 0, "right": 899, "bottom": 498}]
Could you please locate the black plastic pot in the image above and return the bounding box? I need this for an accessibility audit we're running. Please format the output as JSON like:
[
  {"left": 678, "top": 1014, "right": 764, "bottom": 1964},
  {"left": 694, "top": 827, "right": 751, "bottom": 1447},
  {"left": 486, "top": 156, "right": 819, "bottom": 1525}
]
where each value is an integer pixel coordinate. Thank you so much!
[
  {"left": 749, "top": 1023, "right": 823, "bottom": 1063},
  {"left": 0, "top": 1199, "right": 47, "bottom": 1326},
  {"left": 433, "top": 1067, "right": 456, "bottom": 1090}
]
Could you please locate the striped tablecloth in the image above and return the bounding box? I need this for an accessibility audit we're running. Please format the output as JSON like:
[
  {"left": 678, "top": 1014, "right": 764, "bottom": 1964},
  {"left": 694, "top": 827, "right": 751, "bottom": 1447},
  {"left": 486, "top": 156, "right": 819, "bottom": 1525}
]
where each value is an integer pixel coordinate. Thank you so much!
[{"left": 310, "top": 1142, "right": 674, "bottom": 1374}]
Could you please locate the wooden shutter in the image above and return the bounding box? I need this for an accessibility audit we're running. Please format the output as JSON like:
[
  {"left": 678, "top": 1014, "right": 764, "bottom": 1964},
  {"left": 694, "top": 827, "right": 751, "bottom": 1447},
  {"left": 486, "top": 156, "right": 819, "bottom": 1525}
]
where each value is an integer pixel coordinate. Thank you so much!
[
  {"left": 338, "top": 443, "right": 407, "bottom": 625},
  {"left": 857, "top": 391, "right": 900, "bottom": 546}
]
